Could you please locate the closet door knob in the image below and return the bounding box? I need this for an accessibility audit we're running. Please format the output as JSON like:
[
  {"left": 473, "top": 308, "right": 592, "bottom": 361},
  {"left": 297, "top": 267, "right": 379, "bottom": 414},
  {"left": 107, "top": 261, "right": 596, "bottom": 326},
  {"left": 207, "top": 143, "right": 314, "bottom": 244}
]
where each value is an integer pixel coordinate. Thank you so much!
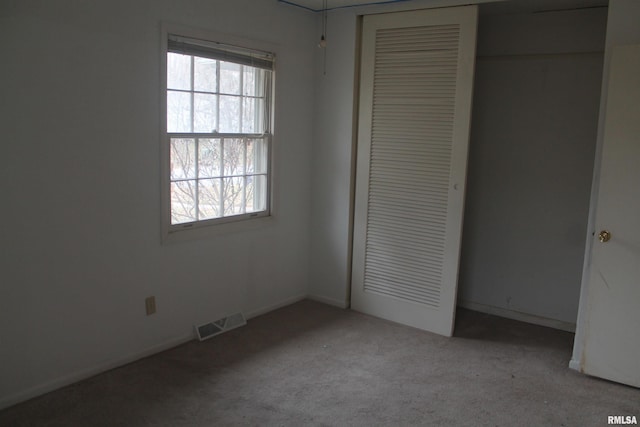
[{"left": 598, "top": 230, "right": 612, "bottom": 243}]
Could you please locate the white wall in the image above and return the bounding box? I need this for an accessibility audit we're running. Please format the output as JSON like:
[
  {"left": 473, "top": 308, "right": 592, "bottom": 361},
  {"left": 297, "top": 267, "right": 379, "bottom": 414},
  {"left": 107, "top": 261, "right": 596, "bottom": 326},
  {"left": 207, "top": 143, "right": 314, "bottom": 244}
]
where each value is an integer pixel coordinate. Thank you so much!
[
  {"left": 308, "top": 12, "right": 358, "bottom": 308},
  {"left": 457, "top": 7, "right": 607, "bottom": 327},
  {"left": 0, "top": 0, "right": 316, "bottom": 409},
  {"left": 571, "top": 0, "right": 640, "bottom": 370}
]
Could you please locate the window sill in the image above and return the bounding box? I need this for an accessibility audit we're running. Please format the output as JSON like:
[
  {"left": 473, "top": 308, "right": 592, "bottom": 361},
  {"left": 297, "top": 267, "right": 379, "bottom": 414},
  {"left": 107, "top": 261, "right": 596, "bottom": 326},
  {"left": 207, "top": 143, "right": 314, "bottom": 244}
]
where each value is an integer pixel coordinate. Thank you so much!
[{"left": 161, "top": 214, "right": 275, "bottom": 245}]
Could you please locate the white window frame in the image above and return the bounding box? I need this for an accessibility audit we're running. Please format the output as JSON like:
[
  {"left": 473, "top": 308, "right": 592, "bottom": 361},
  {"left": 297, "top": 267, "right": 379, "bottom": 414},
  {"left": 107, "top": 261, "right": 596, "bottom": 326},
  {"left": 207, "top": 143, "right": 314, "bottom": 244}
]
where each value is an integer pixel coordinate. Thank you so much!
[{"left": 160, "top": 24, "right": 275, "bottom": 243}]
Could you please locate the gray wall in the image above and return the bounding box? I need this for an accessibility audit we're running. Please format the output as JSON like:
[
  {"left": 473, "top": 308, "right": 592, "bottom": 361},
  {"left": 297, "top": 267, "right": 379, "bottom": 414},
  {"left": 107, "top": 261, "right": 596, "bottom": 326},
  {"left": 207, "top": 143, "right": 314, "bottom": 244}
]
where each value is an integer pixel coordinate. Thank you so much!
[{"left": 457, "top": 7, "right": 607, "bottom": 325}]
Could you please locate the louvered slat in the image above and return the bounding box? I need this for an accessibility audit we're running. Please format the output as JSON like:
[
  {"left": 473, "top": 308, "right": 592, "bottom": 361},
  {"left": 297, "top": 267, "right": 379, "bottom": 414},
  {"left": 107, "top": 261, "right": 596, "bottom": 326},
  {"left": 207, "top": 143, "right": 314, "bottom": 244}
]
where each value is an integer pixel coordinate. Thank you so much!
[{"left": 362, "top": 24, "right": 460, "bottom": 308}]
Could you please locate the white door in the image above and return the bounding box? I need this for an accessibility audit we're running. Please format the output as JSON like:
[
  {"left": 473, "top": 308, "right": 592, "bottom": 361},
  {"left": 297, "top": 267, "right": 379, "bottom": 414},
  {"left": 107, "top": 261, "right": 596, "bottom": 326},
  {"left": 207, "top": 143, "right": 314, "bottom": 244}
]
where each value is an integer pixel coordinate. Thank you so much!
[
  {"left": 351, "top": 6, "right": 477, "bottom": 337},
  {"left": 580, "top": 44, "right": 640, "bottom": 388}
]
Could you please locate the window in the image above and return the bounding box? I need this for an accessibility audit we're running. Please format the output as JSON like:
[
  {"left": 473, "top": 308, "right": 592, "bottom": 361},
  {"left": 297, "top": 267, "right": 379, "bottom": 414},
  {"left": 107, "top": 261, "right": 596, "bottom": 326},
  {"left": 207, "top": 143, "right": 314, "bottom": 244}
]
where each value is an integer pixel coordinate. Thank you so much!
[{"left": 165, "top": 34, "right": 273, "bottom": 231}]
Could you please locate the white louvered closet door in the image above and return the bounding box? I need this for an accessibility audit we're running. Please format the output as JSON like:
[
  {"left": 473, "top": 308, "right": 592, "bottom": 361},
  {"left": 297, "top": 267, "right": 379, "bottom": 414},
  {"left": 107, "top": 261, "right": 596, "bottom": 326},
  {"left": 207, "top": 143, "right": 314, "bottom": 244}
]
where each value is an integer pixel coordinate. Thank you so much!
[{"left": 351, "top": 6, "right": 477, "bottom": 336}]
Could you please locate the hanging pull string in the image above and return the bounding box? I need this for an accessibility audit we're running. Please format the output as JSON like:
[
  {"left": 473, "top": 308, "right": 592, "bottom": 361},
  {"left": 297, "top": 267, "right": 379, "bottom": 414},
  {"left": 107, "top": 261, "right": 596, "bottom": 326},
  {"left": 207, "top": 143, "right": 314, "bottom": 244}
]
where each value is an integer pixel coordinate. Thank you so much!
[
  {"left": 319, "top": 0, "right": 328, "bottom": 75},
  {"left": 323, "top": 0, "right": 327, "bottom": 42},
  {"left": 318, "top": 0, "right": 327, "bottom": 48}
]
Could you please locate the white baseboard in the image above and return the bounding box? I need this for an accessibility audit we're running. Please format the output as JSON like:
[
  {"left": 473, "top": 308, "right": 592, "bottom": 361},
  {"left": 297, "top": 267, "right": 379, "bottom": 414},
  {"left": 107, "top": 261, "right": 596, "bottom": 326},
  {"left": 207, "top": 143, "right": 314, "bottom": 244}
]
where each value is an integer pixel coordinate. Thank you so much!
[
  {"left": 569, "top": 359, "right": 582, "bottom": 372},
  {"left": 245, "top": 294, "right": 307, "bottom": 320},
  {"left": 307, "top": 294, "right": 350, "bottom": 309},
  {"left": 457, "top": 299, "right": 576, "bottom": 333},
  {"left": 0, "top": 333, "right": 194, "bottom": 411},
  {"left": 1, "top": 294, "right": 310, "bottom": 411}
]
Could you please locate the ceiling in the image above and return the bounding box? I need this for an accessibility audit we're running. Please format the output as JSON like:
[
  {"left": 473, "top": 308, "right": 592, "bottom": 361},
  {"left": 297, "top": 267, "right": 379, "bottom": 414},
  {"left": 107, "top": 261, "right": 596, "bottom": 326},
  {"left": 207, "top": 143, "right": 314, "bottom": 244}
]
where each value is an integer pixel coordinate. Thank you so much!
[
  {"left": 278, "top": 0, "right": 608, "bottom": 13},
  {"left": 480, "top": 0, "right": 607, "bottom": 14},
  {"left": 277, "top": 0, "right": 399, "bottom": 12}
]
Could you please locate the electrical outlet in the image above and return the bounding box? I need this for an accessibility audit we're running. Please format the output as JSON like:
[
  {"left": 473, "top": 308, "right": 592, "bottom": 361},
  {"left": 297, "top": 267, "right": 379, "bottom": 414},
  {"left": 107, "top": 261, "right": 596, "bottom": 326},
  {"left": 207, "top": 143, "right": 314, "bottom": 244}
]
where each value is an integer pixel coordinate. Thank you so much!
[{"left": 145, "top": 296, "right": 156, "bottom": 315}]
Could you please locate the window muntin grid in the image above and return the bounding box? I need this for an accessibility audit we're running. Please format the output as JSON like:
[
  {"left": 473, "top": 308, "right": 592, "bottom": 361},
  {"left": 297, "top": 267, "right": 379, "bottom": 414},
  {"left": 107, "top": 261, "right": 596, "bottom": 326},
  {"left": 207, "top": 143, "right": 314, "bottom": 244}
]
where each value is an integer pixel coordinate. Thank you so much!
[{"left": 169, "top": 137, "right": 268, "bottom": 225}]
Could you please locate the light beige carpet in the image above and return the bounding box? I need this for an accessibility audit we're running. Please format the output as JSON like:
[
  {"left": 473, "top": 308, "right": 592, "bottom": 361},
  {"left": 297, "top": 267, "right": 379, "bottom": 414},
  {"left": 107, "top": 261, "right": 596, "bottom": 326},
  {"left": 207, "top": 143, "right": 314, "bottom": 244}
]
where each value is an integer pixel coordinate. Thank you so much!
[{"left": 1, "top": 300, "right": 638, "bottom": 426}]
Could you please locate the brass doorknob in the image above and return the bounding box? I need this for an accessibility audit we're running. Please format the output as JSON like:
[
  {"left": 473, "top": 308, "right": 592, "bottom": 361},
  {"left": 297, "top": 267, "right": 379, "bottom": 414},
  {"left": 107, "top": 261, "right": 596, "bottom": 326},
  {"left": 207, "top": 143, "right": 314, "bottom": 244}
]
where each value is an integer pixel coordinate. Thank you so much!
[{"left": 598, "top": 230, "right": 612, "bottom": 243}]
